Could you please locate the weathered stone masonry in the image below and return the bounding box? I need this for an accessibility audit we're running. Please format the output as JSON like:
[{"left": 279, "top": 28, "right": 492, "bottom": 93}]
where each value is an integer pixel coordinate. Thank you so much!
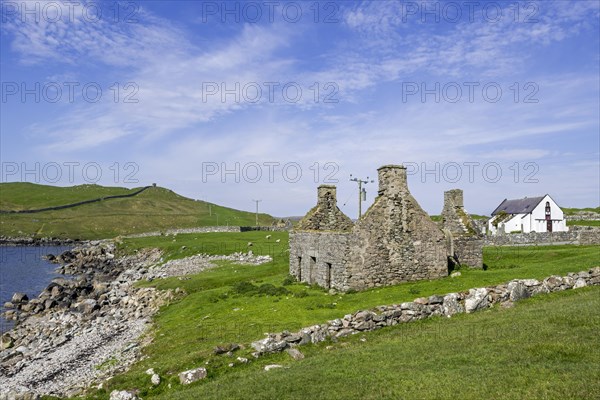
[
  {"left": 290, "top": 165, "right": 477, "bottom": 292},
  {"left": 440, "top": 189, "right": 484, "bottom": 269}
]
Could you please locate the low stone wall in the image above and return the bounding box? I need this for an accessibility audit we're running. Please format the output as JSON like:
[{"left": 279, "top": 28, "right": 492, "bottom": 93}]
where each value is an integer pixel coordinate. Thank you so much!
[
  {"left": 565, "top": 212, "right": 600, "bottom": 221},
  {"left": 124, "top": 226, "right": 242, "bottom": 238},
  {"left": 124, "top": 226, "right": 288, "bottom": 239},
  {"left": 251, "top": 267, "right": 600, "bottom": 355},
  {"left": 484, "top": 226, "right": 600, "bottom": 246}
]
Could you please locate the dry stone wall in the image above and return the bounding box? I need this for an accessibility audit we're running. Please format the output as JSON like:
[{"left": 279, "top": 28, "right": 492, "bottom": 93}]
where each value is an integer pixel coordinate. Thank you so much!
[
  {"left": 484, "top": 226, "right": 600, "bottom": 246},
  {"left": 252, "top": 267, "right": 600, "bottom": 355}
]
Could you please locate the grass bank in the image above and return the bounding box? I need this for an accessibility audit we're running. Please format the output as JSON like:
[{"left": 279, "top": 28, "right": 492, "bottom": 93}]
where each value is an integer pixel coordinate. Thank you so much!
[{"left": 157, "top": 286, "right": 600, "bottom": 400}]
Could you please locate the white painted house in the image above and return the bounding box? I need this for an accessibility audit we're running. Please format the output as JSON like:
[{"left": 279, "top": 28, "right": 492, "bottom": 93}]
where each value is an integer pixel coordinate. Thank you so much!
[{"left": 488, "top": 194, "right": 568, "bottom": 234}]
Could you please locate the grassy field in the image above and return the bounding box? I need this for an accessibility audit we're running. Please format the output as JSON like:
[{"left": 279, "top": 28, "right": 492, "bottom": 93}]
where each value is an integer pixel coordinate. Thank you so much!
[
  {"left": 155, "top": 287, "right": 600, "bottom": 400},
  {"left": 0, "top": 183, "right": 275, "bottom": 239},
  {"left": 73, "top": 232, "right": 600, "bottom": 400}
]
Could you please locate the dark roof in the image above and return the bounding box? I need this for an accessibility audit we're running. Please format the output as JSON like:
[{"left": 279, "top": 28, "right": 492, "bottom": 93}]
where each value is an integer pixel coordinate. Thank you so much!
[{"left": 491, "top": 195, "right": 546, "bottom": 215}]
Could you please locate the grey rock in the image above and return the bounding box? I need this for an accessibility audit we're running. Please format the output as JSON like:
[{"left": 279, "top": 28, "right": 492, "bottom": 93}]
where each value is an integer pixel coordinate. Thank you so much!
[
  {"left": 251, "top": 337, "right": 288, "bottom": 354},
  {"left": 109, "top": 390, "right": 140, "bottom": 400},
  {"left": 442, "top": 293, "right": 464, "bottom": 316},
  {"left": 11, "top": 293, "right": 29, "bottom": 304},
  {"left": 178, "top": 367, "right": 207, "bottom": 385},
  {"left": 78, "top": 299, "right": 99, "bottom": 314},
  {"left": 427, "top": 295, "right": 445, "bottom": 304},
  {"left": 507, "top": 281, "right": 530, "bottom": 302},
  {"left": 573, "top": 278, "right": 587, "bottom": 289},
  {"left": 464, "top": 288, "right": 489, "bottom": 313}
]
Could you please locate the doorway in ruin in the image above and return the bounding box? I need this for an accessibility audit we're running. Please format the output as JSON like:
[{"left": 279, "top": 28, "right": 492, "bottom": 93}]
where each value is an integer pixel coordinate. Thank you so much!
[
  {"left": 325, "top": 262, "right": 332, "bottom": 289},
  {"left": 309, "top": 256, "right": 316, "bottom": 283}
]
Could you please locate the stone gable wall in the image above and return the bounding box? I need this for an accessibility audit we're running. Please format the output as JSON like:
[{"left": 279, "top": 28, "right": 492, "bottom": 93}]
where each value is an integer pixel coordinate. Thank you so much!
[
  {"left": 348, "top": 191, "right": 447, "bottom": 289},
  {"left": 295, "top": 186, "right": 354, "bottom": 232}
]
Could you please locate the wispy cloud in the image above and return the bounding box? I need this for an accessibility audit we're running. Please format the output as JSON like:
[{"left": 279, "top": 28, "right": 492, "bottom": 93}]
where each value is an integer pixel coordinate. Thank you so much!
[{"left": 1, "top": 1, "right": 598, "bottom": 215}]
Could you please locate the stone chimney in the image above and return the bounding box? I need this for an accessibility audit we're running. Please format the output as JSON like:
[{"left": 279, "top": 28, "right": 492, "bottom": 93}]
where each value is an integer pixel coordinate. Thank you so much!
[
  {"left": 444, "top": 189, "right": 464, "bottom": 209},
  {"left": 377, "top": 165, "right": 408, "bottom": 197},
  {"left": 317, "top": 185, "right": 337, "bottom": 206}
]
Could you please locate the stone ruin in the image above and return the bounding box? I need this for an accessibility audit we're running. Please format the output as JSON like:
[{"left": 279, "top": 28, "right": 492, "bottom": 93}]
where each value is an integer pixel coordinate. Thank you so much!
[
  {"left": 289, "top": 164, "right": 483, "bottom": 292},
  {"left": 440, "top": 189, "right": 484, "bottom": 269}
]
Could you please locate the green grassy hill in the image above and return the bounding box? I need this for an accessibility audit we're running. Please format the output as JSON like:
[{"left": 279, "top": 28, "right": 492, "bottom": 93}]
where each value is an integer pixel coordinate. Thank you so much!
[{"left": 0, "top": 183, "right": 275, "bottom": 239}]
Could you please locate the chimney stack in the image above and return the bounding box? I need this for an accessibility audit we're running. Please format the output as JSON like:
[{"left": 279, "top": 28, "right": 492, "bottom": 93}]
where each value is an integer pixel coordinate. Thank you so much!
[
  {"left": 444, "top": 189, "right": 464, "bottom": 209},
  {"left": 377, "top": 165, "right": 408, "bottom": 197},
  {"left": 317, "top": 185, "right": 337, "bottom": 206}
]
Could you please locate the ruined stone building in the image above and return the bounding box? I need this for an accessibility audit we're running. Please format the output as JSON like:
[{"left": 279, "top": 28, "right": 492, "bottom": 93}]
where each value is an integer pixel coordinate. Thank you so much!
[
  {"left": 440, "top": 189, "right": 484, "bottom": 269},
  {"left": 290, "top": 165, "right": 483, "bottom": 292}
]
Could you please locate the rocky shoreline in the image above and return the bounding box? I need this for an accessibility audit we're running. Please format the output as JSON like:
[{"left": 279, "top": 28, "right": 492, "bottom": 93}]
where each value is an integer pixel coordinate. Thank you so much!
[
  {"left": 0, "top": 242, "right": 174, "bottom": 399},
  {"left": 0, "top": 241, "right": 273, "bottom": 399}
]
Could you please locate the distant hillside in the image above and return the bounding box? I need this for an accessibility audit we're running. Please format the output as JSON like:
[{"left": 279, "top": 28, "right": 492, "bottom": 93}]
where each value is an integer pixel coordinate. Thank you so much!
[
  {"left": 0, "top": 183, "right": 275, "bottom": 239},
  {"left": 562, "top": 206, "right": 600, "bottom": 215}
]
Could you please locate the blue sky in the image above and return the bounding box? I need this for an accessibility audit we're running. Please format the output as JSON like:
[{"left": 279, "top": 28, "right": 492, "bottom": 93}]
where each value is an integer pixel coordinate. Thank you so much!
[{"left": 1, "top": 0, "right": 599, "bottom": 218}]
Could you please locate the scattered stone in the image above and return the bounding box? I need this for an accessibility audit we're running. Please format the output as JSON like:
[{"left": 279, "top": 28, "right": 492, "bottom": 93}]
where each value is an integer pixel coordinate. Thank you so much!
[
  {"left": 236, "top": 357, "right": 248, "bottom": 363},
  {"left": 264, "top": 364, "right": 283, "bottom": 371},
  {"left": 178, "top": 367, "right": 207, "bottom": 385},
  {"left": 213, "top": 343, "right": 239, "bottom": 355},
  {"left": 0, "top": 333, "right": 14, "bottom": 350},
  {"left": 450, "top": 271, "right": 461, "bottom": 277},
  {"left": 109, "top": 390, "right": 139, "bottom": 400},
  {"left": 151, "top": 374, "right": 161, "bottom": 386}
]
